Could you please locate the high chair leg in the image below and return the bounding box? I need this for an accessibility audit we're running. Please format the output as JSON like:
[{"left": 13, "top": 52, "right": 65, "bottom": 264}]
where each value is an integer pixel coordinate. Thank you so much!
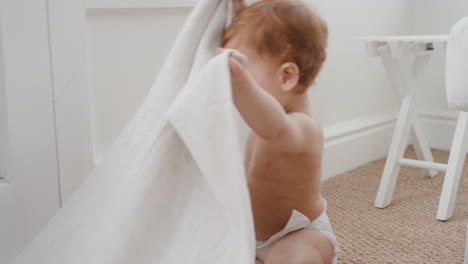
[
  {"left": 375, "top": 92, "right": 417, "bottom": 208},
  {"left": 437, "top": 111, "right": 468, "bottom": 221},
  {"left": 380, "top": 55, "right": 437, "bottom": 178},
  {"left": 375, "top": 55, "right": 430, "bottom": 208}
]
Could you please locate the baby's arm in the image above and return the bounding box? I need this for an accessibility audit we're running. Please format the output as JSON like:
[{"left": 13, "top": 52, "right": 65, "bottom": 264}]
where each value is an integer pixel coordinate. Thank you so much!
[{"left": 226, "top": 51, "right": 321, "bottom": 153}]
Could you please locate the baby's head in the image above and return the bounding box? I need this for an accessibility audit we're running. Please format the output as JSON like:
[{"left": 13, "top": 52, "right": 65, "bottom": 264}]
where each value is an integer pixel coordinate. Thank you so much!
[{"left": 223, "top": 0, "right": 328, "bottom": 98}]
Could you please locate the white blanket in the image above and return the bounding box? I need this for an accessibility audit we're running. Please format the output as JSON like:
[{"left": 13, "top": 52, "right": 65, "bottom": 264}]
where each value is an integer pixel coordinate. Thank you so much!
[
  {"left": 13, "top": 0, "right": 255, "bottom": 263},
  {"left": 446, "top": 17, "right": 468, "bottom": 112}
]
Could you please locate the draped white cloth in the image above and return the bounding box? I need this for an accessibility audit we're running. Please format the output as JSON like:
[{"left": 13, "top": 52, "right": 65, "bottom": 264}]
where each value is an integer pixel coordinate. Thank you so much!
[
  {"left": 446, "top": 17, "right": 468, "bottom": 112},
  {"left": 13, "top": 0, "right": 255, "bottom": 263}
]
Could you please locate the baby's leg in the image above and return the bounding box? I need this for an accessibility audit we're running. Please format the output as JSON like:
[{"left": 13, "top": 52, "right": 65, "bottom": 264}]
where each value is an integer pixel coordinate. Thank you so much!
[
  {"left": 264, "top": 229, "right": 334, "bottom": 264},
  {"left": 255, "top": 260, "right": 264, "bottom": 264}
]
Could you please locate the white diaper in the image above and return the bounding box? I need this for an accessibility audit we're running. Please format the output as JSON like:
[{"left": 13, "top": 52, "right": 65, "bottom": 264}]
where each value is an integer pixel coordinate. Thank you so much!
[{"left": 255, "top": 199, "right": 339, "bottom": 264}]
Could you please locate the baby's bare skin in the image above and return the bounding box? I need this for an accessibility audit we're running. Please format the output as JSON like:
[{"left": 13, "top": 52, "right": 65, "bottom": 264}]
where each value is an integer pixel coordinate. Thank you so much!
[
  {"left": 215, "top": 47, "right": 333, "bottom": 263},
  {"left": 245, "top": 103, "right": 325, "bottom": 241},
  {"left": 220, "top": 35, "right": 326, "bottom": 240}
]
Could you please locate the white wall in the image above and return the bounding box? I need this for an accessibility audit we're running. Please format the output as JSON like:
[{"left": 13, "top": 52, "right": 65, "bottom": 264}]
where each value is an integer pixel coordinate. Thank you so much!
[
  {"left": 310, "top": 0, "right": 412, "bottom": 127},
  {"left": 85, "top": 0, "right": 413, "bottom": 179},
  {"left": 412, "top": 0, "right": 468, "bottom": 34}
]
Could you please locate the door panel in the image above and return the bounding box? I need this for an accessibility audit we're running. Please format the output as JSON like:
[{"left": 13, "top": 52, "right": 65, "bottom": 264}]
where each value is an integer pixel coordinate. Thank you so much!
[{"left": 0, "top": 1, "right": 61, "bottom": 263}]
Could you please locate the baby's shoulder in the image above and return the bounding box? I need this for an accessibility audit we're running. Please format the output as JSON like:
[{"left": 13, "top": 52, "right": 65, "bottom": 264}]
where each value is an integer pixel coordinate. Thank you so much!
[{"left": 288, "top": 111, "right": 324, "bottom": 138}]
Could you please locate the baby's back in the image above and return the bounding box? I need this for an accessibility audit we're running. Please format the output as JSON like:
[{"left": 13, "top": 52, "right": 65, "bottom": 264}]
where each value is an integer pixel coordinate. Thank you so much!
[{"left": 245, "top": 117, "right": 325, "bottom": 241}]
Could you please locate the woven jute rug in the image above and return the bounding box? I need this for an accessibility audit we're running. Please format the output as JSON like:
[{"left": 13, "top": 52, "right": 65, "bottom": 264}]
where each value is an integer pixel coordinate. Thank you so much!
[{"left": 322, "top": 146, "right": 468, "bottom": 263}]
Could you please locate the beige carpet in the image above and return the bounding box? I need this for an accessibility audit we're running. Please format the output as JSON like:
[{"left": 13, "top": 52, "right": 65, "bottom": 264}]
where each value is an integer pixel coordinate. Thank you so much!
[{"left": 322, "top": 146, "right": 468, "bottom": 263}]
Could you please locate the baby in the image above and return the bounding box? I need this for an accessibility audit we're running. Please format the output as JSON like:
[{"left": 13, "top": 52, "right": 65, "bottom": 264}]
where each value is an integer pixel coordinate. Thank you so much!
[{"left": 218, "top": 0, "right": 339, "bottom": 264}]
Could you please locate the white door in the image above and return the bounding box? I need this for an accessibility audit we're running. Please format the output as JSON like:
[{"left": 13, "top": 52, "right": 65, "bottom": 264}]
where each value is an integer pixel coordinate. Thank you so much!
[{"left": 0, "top": 0, "right": 61, "bottom": 263}]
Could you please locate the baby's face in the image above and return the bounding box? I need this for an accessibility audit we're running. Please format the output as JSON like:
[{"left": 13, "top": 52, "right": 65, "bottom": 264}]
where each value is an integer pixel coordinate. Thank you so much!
[{"left": 224, "top": 34, "right": 285, "bottom": 101}]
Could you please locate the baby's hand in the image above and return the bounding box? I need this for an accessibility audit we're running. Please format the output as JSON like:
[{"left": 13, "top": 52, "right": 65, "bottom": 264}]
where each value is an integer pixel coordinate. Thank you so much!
[{"left": 217, "top": 48, "right": 249, "bottom": 84}]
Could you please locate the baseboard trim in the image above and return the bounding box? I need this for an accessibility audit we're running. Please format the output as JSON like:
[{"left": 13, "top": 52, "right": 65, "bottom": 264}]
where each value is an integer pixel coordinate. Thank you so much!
[
  {"left": 322, "top": 109, "right": 461, "bottom": 181},
  {"left": 322, "top": 110, "right": 398, "bottom": 181}
]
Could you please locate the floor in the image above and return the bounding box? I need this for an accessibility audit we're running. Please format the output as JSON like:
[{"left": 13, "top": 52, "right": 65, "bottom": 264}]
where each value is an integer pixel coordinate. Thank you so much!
[{"left": 322, "top": 146, "right": 468, "bottom": 263}]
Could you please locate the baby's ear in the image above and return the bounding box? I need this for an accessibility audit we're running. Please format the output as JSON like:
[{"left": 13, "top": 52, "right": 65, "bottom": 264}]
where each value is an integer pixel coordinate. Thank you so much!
[{"left": 278, "top": 62, "right": 300, "bottom": 92}]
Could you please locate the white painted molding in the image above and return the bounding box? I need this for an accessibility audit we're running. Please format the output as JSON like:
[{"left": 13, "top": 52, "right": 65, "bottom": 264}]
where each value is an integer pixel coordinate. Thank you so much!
[
  {"left": 322, "top": 110, "right": 398, "bottom": 180},
  {"left": 0, "top": 20, "right": 9, "bottom": 183},
  {"left": 419, "top": 109, "right": 459, "bottom": 124},
  {"left": 85, "top": 0, "right": 197, "bottom": 9},
  {"left": 324, "top": 110, "right": 397, "bottom": 145}
]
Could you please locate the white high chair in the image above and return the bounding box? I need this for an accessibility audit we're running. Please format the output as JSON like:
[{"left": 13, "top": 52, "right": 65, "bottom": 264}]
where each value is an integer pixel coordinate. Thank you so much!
[{"left": 357, "top": 17, "right": 468, "bottom": 221}]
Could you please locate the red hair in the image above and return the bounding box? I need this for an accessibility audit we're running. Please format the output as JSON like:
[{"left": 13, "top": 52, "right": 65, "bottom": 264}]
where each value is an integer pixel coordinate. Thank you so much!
[{"left": 222, "top": 0, "right": 328, "bottom": 93}]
